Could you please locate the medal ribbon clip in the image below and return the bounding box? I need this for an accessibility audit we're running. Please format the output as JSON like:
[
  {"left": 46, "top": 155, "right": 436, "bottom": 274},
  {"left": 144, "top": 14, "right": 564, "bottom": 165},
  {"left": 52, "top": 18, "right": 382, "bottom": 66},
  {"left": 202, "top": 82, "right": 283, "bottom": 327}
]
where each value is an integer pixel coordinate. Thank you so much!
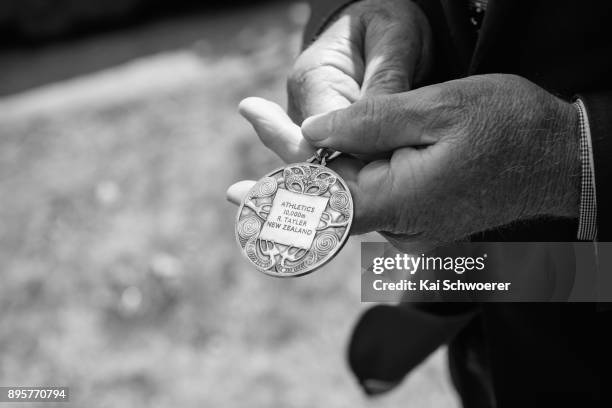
[{"left": 307, "top": 148, "right": 341, "bottom": 167}]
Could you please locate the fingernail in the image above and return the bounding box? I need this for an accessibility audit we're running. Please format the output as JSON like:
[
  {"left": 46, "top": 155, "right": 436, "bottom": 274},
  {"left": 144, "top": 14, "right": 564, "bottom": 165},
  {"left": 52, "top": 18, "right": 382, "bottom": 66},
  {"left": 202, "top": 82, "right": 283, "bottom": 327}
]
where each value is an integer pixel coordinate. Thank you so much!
[{"left": 301, "top": 113, "right": 328, "bottom": 142}]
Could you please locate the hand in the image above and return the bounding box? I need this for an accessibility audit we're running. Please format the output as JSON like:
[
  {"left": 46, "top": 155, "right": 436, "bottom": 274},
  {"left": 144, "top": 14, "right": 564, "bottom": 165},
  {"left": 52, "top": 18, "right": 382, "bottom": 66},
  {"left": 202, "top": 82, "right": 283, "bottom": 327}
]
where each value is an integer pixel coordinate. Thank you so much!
[
  {"left": 298, "top": 74, "right": 581, "bottom": 244},
  {"left": 229, "top": 0, "right": 433, "bottom": 252},
  {"left": 234, "top": 0, "right": 432, "bottom": 204},
  {"left": 227, "top": 97, "right": 364, "bottom": 205},
  {"left": 287, "top": 0, "right": 432, "bottom": 124}
]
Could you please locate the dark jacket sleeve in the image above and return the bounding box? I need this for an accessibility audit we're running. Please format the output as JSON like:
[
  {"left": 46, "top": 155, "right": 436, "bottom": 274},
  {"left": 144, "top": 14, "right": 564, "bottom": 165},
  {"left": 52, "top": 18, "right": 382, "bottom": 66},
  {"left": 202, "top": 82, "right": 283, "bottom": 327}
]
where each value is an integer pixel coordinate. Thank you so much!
[
  {"left": 578, "top": 92, "right": 612, "bottom": 241},
  {"left": 302, "top": 0, "right": 356, "bottom": 47}
]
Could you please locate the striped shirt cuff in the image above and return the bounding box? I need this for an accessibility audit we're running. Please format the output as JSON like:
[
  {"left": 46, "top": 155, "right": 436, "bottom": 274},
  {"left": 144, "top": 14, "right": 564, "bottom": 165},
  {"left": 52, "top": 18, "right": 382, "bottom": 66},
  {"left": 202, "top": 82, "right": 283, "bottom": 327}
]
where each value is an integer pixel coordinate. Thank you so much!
[{"left": 574, "top": 99, "right": 598, "bottom": 241}]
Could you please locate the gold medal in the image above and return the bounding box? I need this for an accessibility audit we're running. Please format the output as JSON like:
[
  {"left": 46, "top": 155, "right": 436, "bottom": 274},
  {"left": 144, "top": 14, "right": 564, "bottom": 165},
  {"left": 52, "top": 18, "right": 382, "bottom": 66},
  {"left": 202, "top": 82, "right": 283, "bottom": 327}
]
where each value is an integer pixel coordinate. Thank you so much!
[{"left": 235, "top": 149, "right": 353, "bottom": 277}]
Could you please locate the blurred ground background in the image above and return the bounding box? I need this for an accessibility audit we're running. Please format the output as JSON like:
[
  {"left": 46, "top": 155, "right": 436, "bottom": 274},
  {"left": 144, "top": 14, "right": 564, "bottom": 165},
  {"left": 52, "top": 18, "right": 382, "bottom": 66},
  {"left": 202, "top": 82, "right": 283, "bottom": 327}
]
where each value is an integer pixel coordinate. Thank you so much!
[{"left": 0, "top": 2, "right": 458, "bottom": 407}]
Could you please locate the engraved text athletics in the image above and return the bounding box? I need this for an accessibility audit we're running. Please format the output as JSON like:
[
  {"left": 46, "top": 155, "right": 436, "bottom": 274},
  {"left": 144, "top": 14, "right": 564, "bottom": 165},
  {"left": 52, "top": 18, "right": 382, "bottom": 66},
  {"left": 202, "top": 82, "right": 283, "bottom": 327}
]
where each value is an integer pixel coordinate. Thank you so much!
[{"left": 258, "top": 189, "right": 329, "bottom": 250}]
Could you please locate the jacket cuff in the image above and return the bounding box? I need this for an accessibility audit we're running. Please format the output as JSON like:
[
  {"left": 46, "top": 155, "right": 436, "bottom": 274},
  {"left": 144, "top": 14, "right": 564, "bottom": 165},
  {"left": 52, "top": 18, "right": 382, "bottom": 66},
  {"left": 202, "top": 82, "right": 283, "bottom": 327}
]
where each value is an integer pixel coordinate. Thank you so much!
[{"left": 577, "top": 91, "right": 612, "bottom": 240}]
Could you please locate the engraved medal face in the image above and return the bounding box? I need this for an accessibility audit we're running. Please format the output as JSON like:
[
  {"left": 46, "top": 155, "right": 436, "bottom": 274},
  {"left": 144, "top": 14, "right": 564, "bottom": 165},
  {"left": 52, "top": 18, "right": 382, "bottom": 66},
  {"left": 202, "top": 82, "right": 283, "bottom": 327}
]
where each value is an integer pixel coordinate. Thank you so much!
[{"left": 235, "top": 162, "right": 353, "bottom": 277}]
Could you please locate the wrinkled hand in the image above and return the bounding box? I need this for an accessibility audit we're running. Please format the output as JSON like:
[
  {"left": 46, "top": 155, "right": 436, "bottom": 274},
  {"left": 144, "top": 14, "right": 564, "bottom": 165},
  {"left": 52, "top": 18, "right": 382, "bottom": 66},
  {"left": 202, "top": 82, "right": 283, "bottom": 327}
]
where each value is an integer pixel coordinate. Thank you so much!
[
  {"left": 228, "top": 1, "right": 432, "bottom": 251},
  {"left": 227, "top": 97, "right": 364, "bottom": 206},
  {"left": 228, "top": 0, "right": 432, "bottom": 220},
  {"left": 287, "top": 0, "right": 432, "bottom": 124},
  {"left": 296, "top": 74, "right": 581, "bottom": 244}
]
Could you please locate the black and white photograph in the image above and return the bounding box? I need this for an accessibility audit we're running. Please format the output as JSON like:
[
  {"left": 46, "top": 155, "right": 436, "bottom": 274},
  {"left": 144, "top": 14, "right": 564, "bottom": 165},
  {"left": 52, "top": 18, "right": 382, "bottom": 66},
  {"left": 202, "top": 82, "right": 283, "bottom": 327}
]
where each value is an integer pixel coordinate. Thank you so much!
[{"left": 1, "top": 0, "right": 611, "bottom": 407}]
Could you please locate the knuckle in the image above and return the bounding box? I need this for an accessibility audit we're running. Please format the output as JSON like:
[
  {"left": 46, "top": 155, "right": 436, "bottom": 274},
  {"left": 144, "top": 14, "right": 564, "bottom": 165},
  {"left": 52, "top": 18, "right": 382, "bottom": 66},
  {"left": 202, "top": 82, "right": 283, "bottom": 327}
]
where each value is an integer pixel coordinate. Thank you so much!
[
  {"left": 287, "top": 49, "right": 317, "bottom": 87},
  {"left": 360, "top": 97, "right": 387, "bottom": 149},
  {"left": 287, "top": 65, "right": 308, "bottom": 91},
  {"left": 327, "top": 110, "right": 342, "bottom": 137},
  {"left": 368, "top": 65, "right": 411, "bottom": 94},
  {"left": 418, "top": 84, "right": 466, "bottom": 133},
  {"left": 389, "top": 157, "right": 421, "bottom": 232},
  {"left": 360, "top": 99, "right": 378, "bottom": 132},
  {"left": 286, "top": 53, "right": 320, "bottom": 121}
]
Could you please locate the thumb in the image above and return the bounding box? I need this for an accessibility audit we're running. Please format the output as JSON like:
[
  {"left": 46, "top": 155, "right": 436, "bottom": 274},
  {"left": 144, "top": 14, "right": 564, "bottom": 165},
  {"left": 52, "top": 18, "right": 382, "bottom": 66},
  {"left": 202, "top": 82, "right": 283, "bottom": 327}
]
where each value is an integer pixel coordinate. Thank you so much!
[
  {"left": 301, "top": 95, "right": 429, "bottom": 155},
  {"left": 239, "top": 97, "right": 315, "bottom": 163},
  {"left": 226, "top": 180, "right": 256, "bottom": 206}
]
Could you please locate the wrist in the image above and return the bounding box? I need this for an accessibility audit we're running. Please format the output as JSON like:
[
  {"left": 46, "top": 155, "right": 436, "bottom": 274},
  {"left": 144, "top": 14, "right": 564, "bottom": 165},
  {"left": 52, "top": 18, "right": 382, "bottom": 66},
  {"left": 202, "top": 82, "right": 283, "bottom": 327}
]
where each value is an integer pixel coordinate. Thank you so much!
[{"left": 539, "top": 99, "right": 581, "bottom": 218}]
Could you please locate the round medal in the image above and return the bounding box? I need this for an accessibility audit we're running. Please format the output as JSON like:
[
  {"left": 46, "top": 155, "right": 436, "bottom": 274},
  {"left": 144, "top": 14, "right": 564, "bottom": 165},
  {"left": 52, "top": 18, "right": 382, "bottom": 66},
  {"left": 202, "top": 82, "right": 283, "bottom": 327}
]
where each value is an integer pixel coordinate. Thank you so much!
[{"left": 235, "top": 161, "right": 353, "bottom": 277}]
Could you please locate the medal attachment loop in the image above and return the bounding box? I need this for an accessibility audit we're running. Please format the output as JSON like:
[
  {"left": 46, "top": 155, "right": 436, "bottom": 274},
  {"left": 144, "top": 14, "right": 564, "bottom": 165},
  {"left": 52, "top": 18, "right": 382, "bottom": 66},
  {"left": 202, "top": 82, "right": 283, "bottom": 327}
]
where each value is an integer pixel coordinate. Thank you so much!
[{"left": 307, "top": 148, "right": 341, "bottom": 166}]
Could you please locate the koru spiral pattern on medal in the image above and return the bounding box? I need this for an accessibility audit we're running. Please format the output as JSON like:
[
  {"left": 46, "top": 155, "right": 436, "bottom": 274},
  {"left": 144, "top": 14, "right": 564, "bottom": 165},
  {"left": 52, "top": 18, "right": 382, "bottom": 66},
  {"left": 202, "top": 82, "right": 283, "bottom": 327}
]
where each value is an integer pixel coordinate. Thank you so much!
[{"left": 235, "top": 163, "right": 353, "bottom": 277}]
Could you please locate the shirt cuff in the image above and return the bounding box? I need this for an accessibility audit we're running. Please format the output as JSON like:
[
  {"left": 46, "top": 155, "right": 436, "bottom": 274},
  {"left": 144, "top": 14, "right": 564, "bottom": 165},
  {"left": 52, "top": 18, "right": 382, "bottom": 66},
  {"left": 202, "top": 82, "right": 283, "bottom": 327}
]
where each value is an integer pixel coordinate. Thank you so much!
[{"left": 574, "top": 99, "right": 598, "bottom": 241}]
